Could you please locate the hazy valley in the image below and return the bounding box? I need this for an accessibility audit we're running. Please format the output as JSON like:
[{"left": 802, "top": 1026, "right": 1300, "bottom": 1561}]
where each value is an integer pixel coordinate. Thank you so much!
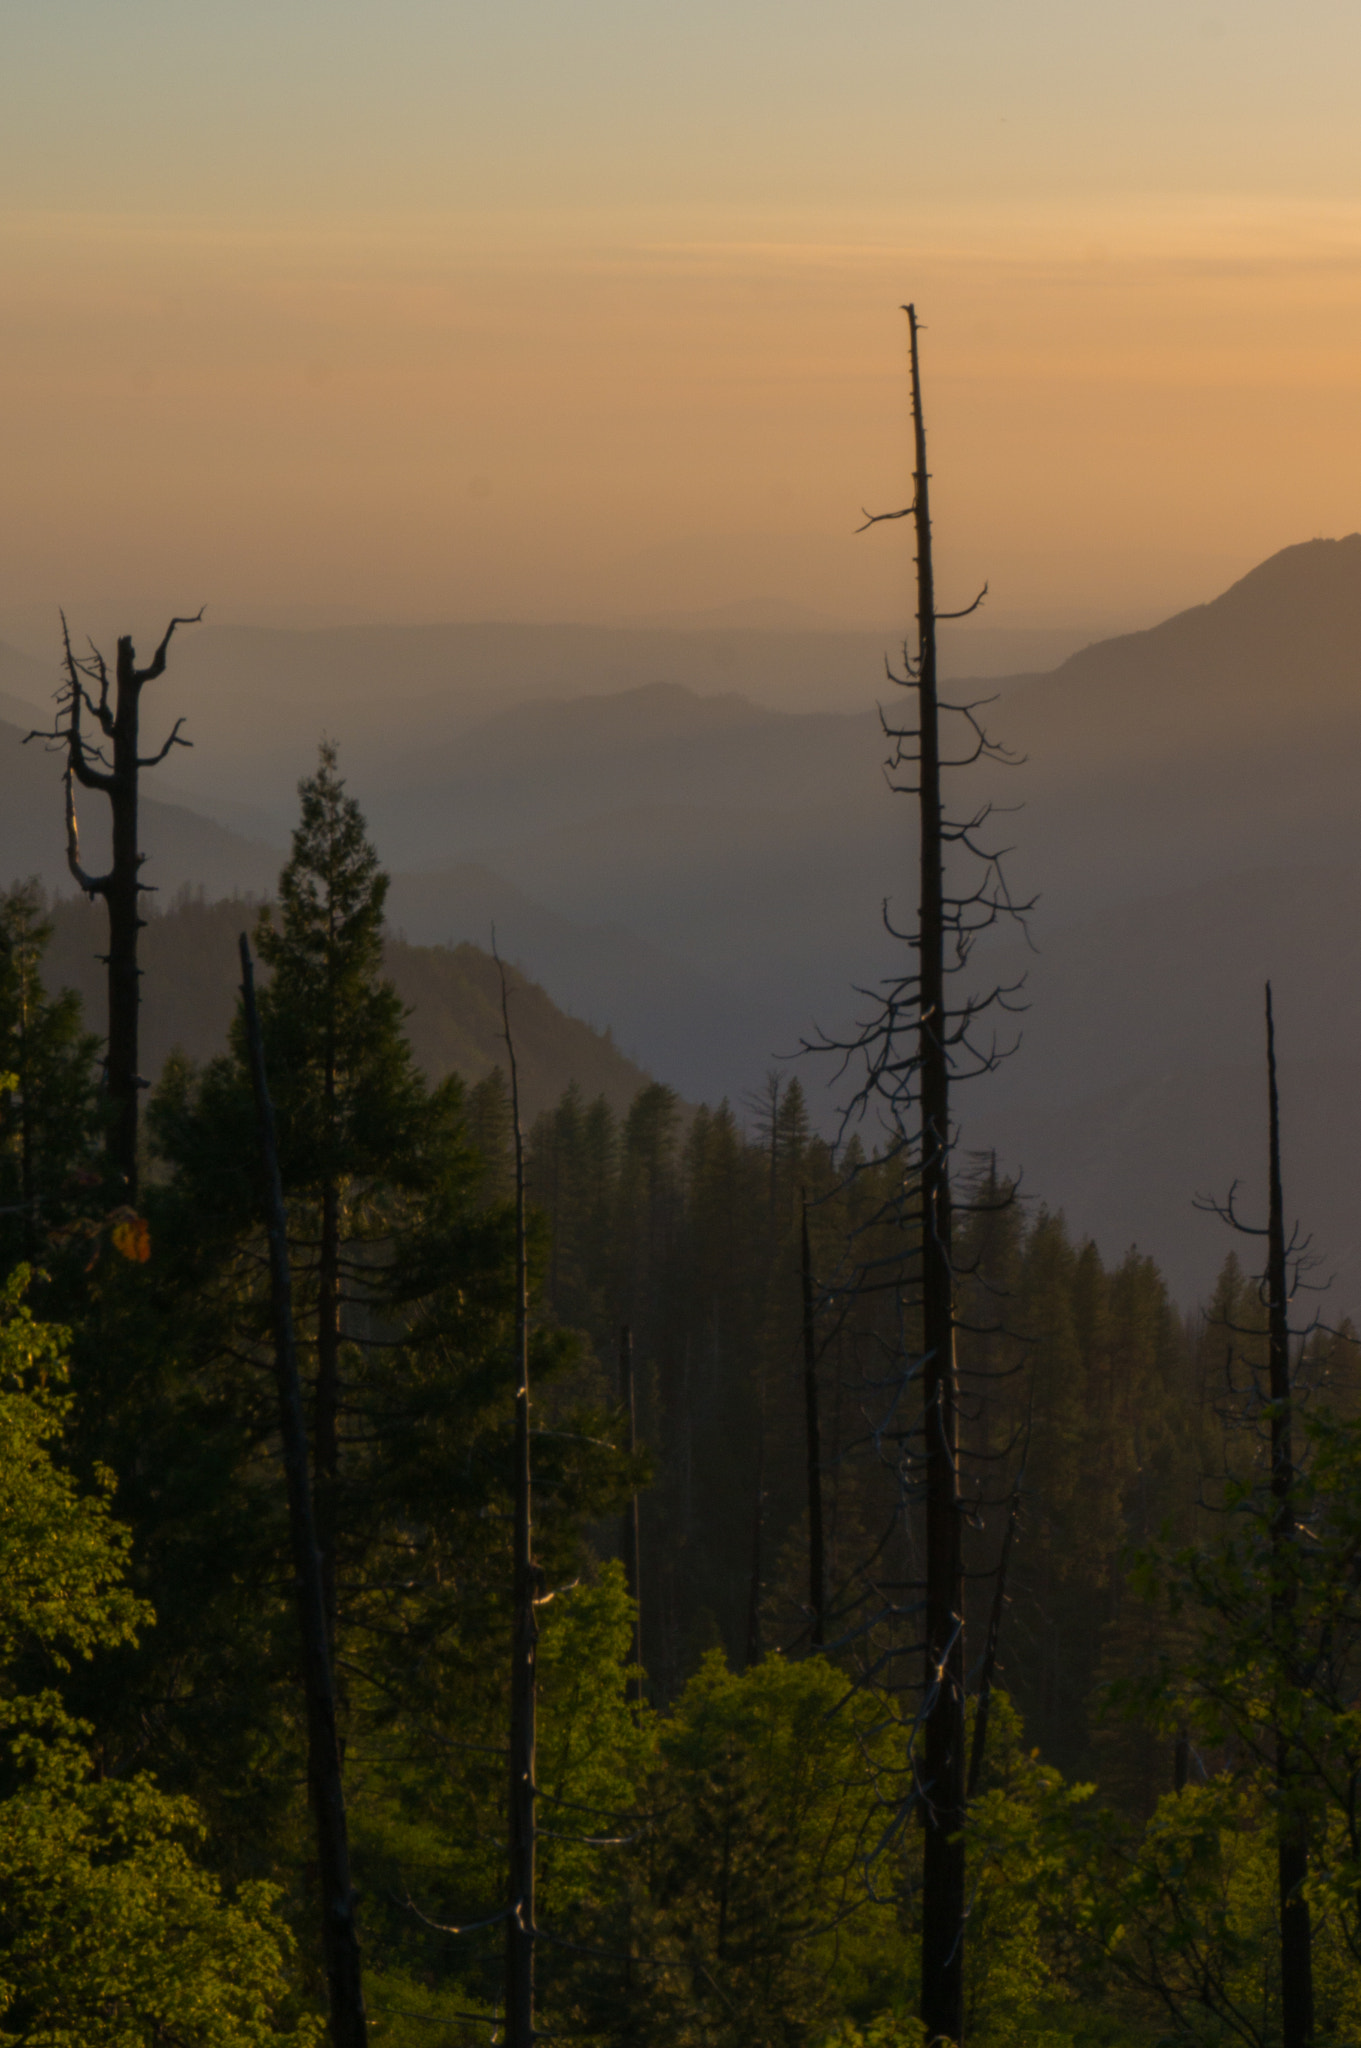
[{"left": 4, "top": 534, "right": 1361, "bottom": 1303}]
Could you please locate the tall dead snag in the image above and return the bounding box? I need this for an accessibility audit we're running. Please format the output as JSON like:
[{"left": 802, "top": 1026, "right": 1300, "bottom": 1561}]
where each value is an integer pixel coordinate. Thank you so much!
[
  {"left": 800, "top": 1192, "right": 827, "bottom": 1649},
  {"left": 498, "top": 956, "right": 537, "bottom": 2048},
  {"left": 813, "top": 304, "right": 1025, "bottom": 2047},
  {"left": 29, "top": 613, "right": 201, "bottom": 1198},
  {"left": 1265, "top": 987, "right": 1314, "bottom": 2048},
  {"left": 905, "top": 303, "right": 966, "bottom": 2047},
  {"left": 618, "top": 1324, "right": 645, "bottom": 1711},
  {"left": 1197, "top": 984, "right": 1316, "bottom": 2044},
  {"left": 239, "top": 936, "right": 368, "bottom": 2048}
]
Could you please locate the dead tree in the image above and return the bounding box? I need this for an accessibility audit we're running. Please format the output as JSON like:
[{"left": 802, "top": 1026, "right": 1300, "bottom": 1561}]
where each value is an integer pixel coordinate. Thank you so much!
[
  {"left": 618, "top": 1325, "right": 645, "bottom": 1712},
  {"left": 1196, "top": 985, "right": 1315, "bottom": 2046},
  {"left": 801, "top": 1192, "right": 827, "bottom": 1648},
  {"left": 28, "top": 613, "right": 201, "bottom": 1198},
  {"left": 239, "top": 936, "right": 368, "bottom": 2048},
  {"left": 811, "top": 305, "right": 1026, "bottom": 2047},
  {"left": 497, "top": 954, "right": 537, "bottom": 2048},
  {"left": 1265, "top": 988, "right": 1315, "bottom": 2048}
]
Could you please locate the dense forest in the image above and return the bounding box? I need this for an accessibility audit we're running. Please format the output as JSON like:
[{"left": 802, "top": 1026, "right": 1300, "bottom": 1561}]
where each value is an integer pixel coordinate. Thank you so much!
[
  {"left": 1, "top": 376, "right": 1358, "bottom": 2048},
  {"left": 0, "top": 721, "right": 1359, "bottom": 2044}
]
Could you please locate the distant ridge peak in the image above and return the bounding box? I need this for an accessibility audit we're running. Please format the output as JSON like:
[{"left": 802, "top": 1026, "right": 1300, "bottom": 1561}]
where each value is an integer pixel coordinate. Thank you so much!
[{"left": 1217, "top": 531, "right": 1361, "bottom": 599}]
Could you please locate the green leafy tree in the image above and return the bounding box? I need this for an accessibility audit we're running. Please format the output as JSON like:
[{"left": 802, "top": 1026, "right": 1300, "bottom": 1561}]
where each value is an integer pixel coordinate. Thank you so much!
[{"left": 0, "top": 1269, "right": 316, "bottom": 2046}]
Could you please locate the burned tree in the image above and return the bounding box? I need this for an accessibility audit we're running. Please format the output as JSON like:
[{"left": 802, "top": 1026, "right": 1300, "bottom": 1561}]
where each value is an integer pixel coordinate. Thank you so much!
[
  {"left": 619, "top": 1324, "right": 645, "bottom": 1711},
  {"left": 812, "top": 305, "right": 1026, "bottom": 2045},
  {"left": 1196, "top": 988, "right": 1316, "bottom": 2045},
  {"left": 1263, "top": 990, "right": 1315, "bottom": 2048},
  {"left": 497, "top": 952, "right": 538, "bottom": 2048},
  {"left": 801, "top": 1191, "right": 827, "bottom": 1649},
  {"left": 29, "top": 612, "right": 201, "bottom": 1198}
]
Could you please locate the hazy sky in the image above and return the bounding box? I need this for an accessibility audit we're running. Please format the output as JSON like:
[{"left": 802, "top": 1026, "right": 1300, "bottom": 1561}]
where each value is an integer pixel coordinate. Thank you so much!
[{"left": 4, "top": 0, "right": 1361, "bottom": 637}]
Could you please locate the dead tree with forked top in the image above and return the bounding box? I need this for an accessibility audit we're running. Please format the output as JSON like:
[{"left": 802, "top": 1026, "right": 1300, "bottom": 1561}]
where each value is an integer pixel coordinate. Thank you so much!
[{"left": 28, "top": 612, "right": 201, "bottom": 1199}]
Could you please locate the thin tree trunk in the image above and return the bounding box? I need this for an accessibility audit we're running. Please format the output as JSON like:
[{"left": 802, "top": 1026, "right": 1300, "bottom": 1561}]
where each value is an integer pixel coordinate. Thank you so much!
[
  {"left": 315, "top": 913, "right": 342, "bottom": 1642},
  {"left": 103, "top": 637, "right": 143, "bottom": 1198},
  {"left": 745, "top": 1396, "right": 765, "bottom": 1668},
  {"left": 17, "top": 939, "right": 35, "bottom": 1262},
  {"left": 1266, "top": 985, "right": 1313, "bottom": 2048},
  {"left": 909, "top": 302, "right": 967, "bottom": 2047},
  {"left": 499, "top": 968, "right": 537, "bottom": 2048},
  {"left": 800, "top": 1192, "right": 826, "bottom": 1648},
  {"left": 967, "top": 1481, "right": 1020, "bottom": 1800},
  {"left": 619, "top": 1324, "right": 644, "bottom": 1712},
  {"left": 316, "top": 1172, "right": 341, "bottom": 1643},
  {"left": 239, "top": 936, "right": 368, "bottom": 2048}
]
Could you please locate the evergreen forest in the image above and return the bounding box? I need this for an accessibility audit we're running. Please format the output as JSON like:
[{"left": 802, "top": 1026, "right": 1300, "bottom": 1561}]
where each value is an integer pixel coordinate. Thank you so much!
[{"left": 1, "top": 502, "right": 1358, "bottom": 2048}]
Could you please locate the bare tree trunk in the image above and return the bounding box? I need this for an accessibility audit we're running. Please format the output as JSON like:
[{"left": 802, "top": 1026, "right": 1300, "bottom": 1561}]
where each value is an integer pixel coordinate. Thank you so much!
[
  {"left": 239, "top": 936, "right": 367, "bottom": 2048},
  {"left": 498, "top": 968, "right": 537, "bottom": 2048},
  {"left": 966, "top": 1481, "right": 1020, "bottom": 1800},
  {"left": 618, "top": 1324, "right": 645, "bottom": 1712},
  {"left": 104, "top": 647, "right": 143, "bottom": 1196},
  {"left": 800, "top": 1193, "right": 826, "bottom": 1649},
  {"left": 316, "top": 1172, "right": 341, "bottom": 1643},
  {"left": 745, "top": 1395, "right": 765, "bottom": 1669},
  {"left": 1266, "top": 986, "right": 1313, "bottom": 2048},
  {"left": 908, "top": 303, "right": 967, "bottom": 2047},
  {"left": 15, "top": 925, "right": 35, "bottom": 1263},
  {"left": 31, "top": 613, "right": 199, "bottom": 1200}
]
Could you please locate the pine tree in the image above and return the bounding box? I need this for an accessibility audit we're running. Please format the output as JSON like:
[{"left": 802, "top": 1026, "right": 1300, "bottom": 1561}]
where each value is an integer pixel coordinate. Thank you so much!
[
  {"left": 0, "top": 883, "right": 101, "bottom": 1267},
  {"left": 252, "top": 742, "right": 430, "bottom": 1635}
]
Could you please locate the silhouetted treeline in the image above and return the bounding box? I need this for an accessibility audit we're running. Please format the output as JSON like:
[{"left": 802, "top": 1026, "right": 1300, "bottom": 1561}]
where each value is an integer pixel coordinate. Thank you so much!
[{"left": 479, "top": 1072, "right": 1357, "bottom": 1812}]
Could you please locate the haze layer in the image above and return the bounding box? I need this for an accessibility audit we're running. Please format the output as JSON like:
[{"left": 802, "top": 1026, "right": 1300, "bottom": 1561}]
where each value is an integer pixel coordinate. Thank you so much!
[{"left": 4, "top": 1, "right": 1361, "bottom": 642}]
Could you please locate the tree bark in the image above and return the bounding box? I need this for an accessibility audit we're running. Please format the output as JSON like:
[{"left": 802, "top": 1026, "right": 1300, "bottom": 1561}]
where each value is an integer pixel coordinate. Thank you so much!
[
  {"left": 1266, "top": 985, "right": 1313, "bottom": 2048},
  {"left": 908, "top": 303, "right": 967, "bottom": 2047},
  {"left": 239, "top": 936, "right": 368, "bottom": 2048}
]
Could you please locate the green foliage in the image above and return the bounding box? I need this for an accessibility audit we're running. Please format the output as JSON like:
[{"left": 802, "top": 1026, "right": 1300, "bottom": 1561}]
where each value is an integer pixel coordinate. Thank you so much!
[
  {"left": 648, "top": 1649, "right": 909, "bottom": 2046},
  {"left": 1124, "top": 1396, "right": 1361, "bottom": 1978},
  {"left": 0, "top": 1272, "right": 313, "bottom": 2045}
]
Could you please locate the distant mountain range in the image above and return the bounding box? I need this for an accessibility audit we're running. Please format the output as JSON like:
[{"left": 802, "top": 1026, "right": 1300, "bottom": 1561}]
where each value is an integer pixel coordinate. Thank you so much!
[{"left": 7, "top": 535, "right": 1361, "bottom": 1303}]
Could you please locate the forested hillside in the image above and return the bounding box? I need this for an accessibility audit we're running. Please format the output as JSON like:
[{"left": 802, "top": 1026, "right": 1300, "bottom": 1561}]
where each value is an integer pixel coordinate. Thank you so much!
[{"left": 1, "top": 539, "right": 1360, "bottom": 2045}]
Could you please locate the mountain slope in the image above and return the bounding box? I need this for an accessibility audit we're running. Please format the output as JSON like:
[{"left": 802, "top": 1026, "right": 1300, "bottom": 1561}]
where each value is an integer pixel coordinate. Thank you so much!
[{"left": 43, "top": 893, "right": 655, "bottom": 1123}]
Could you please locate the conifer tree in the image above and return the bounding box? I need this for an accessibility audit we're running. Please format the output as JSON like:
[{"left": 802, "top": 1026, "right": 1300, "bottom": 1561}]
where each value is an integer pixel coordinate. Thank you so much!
[
  {"left": 252, "top": 741, "right": 428, "bottom": 1633},
  {"left": 0, "top": 882, "right": 101, "bottom": 1265}
]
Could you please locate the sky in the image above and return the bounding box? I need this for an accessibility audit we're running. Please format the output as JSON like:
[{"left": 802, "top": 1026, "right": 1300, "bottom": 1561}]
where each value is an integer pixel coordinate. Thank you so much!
[{"left": 4, "top": 1, "right": 1361, "bottom": 641}]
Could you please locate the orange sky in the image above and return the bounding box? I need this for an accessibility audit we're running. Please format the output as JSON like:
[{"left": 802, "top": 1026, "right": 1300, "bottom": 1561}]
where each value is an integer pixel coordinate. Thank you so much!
[{"left": 4, "top": 3, "right": 1361, "bottom": 641}]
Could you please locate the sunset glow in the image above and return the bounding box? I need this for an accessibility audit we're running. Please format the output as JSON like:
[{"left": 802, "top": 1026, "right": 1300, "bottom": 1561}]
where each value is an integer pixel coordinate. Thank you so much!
[{"left": 4, "top": 2, "right": 1361, "bottom": 635}]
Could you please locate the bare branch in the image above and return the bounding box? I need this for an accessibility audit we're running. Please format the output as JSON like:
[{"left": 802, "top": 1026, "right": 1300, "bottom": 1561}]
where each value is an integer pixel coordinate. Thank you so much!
[
  {"left": 856, "top": 502, "right": 916, "bottom": 533},
  {"left": 132, "top": 608, "right": 205, "bottom": 685},
  {"left": 138, "top": 716, "right": 193, "bottom": 768}
]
